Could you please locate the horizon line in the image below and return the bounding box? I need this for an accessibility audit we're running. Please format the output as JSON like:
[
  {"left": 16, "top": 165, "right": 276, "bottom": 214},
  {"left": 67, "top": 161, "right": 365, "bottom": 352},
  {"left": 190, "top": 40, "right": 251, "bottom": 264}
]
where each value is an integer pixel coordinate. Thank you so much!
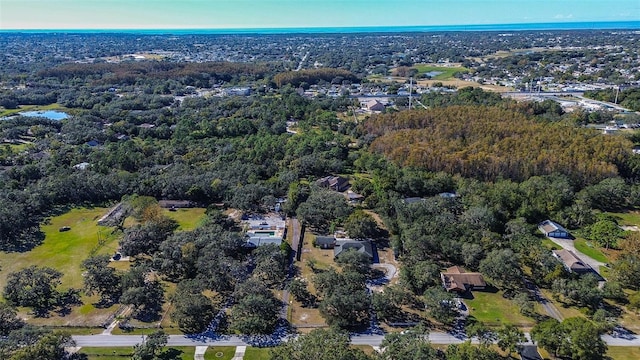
[{"left": 1, "top": 20, "right": 640, "bottom": 34}]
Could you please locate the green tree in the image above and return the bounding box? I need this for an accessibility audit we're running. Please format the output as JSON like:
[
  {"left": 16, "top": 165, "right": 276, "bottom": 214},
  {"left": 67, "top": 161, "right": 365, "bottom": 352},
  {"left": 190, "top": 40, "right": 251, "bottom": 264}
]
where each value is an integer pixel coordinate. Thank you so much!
[
  {"left": 551, "top": 274, "right": 603, "bottom": 310},
  {"left": 132, "top": 330, "right": 168, "bottom": 360},
  {"left": 344, "top": 210, "right": 380, "bottom": 240},
  {"left": 3, "top": 266, "right": 63, "bottom": 315},
  {"left": 270, "top": 328, "right": 371, "bottom": 360},
  {"left": 496, "top": 324, "right": 525, "bottom": 357},
  {"left": 9, "top": 331, "right": 74, "bottom": 360},
  {"left": 296, "top": 188, "right": 353, "bottom": 232},
  {"left": 170, "top": 288, "right": 216, "bottom": 334},
  {"left": 288, "top": 278, "right": 315, "bottom": 307},
  {"left": 532, "top": 317, "right": 606, "bottom": 360},
  {"left": 445, "top": 341, "right": 501, "bottom": 360},
  {"left": 229, "top": 280, "right": 281, "bottom": 334},
  {"left": 559, "top": 317, "right": 607, "bottom": 360},
  {"left": 479, "top": 249, "right": 523, "bottom": 290},
  {"left": 423, "top": 286, "right": 458, "bottom": 325},
  {"left": 465, "top": 320, "right": 496, "bottom": 346},
  {"left": 583, "top": 218, "right": 624, "bottom": 249},
  {"left": 81, "top": 254, "right": 122, "bottom": 306},
  {"left": 253, "top": 244, "right": 288, "bottom": 287},
  {"left": 612, "top": 253, "right": 640, "bottom": 289},
  {"left": 120, "top": 216, "right": 179, "bottom": 257},
  {"left": 378, "top": 332, "right": 438, "bottom": 360},
  {"left": 120, "top": 266, "right": 165, "bottom": 320},
  {"left": 335, "top": 248, "right": 371, "bottom": 274},
  {"left": 0, "top": 303, "right": 24, "bottom": 336},
  {"left": 531, "top": 319, "right": 565, "bottom": 358}
]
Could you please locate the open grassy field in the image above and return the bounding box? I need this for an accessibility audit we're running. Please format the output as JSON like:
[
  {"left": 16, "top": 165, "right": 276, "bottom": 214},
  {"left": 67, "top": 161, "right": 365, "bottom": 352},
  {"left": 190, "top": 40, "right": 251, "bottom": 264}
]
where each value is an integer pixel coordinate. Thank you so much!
[
  {"left": 123, "top": 207, "right": 206, "bottom": 231},
  {"left": 411, "top": 64, "right": 469, "bottom": 80},
  {"left": 0, "top": 207, "right": 127, "bottom": 326},
  {"left": 0, "top": 207, "right": 118, "bottom": 291},
  {"left": 205, "top": 347, "right": 236, "bottom": 360},
  {"left": 465, "top": 290, "right": 535, "bottom": 327},
  {"left": 164, "top": 208, "right": 207, "bottom": 231},
  {"left": 573, "top": 238, "right": 609, "bottom": 263},
  {"left": 606, "top": 211, "right": 640, "bottom": 226}
]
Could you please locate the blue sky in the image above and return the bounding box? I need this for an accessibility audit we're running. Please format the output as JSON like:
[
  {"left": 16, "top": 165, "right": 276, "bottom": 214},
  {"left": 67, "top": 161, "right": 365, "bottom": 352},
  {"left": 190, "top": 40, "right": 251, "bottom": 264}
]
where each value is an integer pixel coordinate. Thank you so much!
[{"left": 1, "top": 0, "right": 638, "bottom": 29}]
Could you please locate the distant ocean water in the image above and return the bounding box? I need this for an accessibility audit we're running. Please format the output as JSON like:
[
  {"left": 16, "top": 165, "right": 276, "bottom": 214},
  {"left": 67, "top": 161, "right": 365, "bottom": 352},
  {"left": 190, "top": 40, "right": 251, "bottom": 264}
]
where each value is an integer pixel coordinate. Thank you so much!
[{"left": 2, "top": 21, "right": 640, "bottom": 35}]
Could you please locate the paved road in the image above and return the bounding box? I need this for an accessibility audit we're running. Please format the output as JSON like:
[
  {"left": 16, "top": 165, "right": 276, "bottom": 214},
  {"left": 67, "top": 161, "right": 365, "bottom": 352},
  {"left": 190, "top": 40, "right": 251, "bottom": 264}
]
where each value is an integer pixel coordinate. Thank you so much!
[
  {"left": 525, "top": 279, "right": 562, "bottom": 321},
  {"left": 72, "top": 332, "right": 640, "bottom": 347}
]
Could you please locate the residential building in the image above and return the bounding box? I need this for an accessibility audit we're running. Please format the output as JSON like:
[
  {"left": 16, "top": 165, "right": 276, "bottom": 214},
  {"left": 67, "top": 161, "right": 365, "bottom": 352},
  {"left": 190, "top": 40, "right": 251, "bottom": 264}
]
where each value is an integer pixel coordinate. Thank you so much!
[
  {"left": 538, "top": 220, "right": 571, "bottom": 239},
  {"left": 333, "top": 239, "right": 374, "bottom": 260},
  {"left": 552, "top": 249, "right": 591, "bottom": 274},
  {"left": 316, "top": 175, "right": 350, "bottom": 192},
  {"left": 440, "top": 266, "right": 487, "bottom": 293}
]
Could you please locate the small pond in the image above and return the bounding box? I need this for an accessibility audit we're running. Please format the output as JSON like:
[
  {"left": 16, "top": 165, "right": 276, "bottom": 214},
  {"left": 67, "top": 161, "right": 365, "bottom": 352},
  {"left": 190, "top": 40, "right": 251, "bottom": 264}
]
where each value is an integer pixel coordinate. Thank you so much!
[{"left": 18, "top": 110, "right": 70, "bottom": 120}]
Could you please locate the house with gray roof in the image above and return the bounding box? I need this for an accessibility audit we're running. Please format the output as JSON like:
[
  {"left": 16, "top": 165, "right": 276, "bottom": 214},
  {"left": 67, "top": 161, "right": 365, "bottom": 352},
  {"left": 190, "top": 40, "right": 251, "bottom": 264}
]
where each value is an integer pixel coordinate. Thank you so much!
[
  {"left": 538, "top": 220, "right": 571, "bottom": 238},
  {"left": 333, "top": 239, "right": 374, "bottom": 260},
  {"left": 315, "top": 236, "right": 337, "bottom": 249}
]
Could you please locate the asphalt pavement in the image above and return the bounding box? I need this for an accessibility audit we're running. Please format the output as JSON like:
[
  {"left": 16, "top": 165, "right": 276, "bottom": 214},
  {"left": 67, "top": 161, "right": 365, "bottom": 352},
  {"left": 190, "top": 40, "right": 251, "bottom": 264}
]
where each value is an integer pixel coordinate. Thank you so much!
[{"left": 72, "top": 331, "right": 640, "bottom": 348}]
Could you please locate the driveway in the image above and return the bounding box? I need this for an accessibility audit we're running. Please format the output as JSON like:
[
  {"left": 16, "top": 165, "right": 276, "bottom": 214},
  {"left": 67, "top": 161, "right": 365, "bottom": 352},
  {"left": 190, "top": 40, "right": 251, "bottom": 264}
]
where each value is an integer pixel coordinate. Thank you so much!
[{"left": 546, "top": 237, "right": 607, "bottom": 274}]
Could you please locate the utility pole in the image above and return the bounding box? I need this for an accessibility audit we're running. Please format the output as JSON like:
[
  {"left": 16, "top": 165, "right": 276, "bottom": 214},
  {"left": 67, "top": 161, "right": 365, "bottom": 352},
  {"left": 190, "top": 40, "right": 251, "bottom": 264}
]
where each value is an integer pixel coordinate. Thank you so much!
[
  {"left": 615, "top": 85, "right": 620, "bottom": 104},
  {"left": 409, "top": 76, "right": 413, "bottom": 109}
]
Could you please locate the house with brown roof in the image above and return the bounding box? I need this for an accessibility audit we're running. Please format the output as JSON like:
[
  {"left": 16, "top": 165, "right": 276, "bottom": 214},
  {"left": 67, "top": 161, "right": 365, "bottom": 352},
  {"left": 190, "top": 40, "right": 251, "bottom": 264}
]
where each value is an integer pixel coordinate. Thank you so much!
[
  {"left": 552, "top": 249, "right": 591, "bottom": 274},
  {"left": 361, "top": 99, "right": 386, "bottom": 112},
  {"left": 440, "top": 266, "right": 487, "bottom": 293},
  {"left": 316, "top": 175, "right": 350, "bottom": 192}
]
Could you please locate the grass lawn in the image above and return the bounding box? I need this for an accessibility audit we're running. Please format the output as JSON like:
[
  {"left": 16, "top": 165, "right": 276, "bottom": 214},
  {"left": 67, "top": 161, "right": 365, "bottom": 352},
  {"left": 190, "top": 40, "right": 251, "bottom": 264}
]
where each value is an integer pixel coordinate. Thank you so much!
[
  {"left": 0, "top": 207, "right": 125, "bottom": 326},
  {"left": 0, "top": 207, "right": 118, "bottom": 290},
  {"left": 539, "top": 289, "right": 586, "bottom": 320},
  {"left": 124, "top": 207, "right": 206, "bottom": 231},
  {"left": 606, "top": 211, "right": 640, "bottom": 226},
  {"left": 573, "top": 238, "right": 609, "bottom": 263},
  {"left": 79, "top": 347, "right": 134, "bottom": 359},
  {"left": 465, "top": 290, "right": 535, "bottom": 327},
  {"left": 79, "top": 347, "right": 196, "bottom": 360},
  {"left": 3, "top": 142, "right": 34, "bottom": 152},
  {"left": 205, "top": 346, "right": 236, "bottom": 360},
  {"left": 541, "top": 238, "right": 561, "bottom": 250},
  {"left": 45, "top": 326, "right": 104, "bottom": 335},
  {"left": 607, "top": 347, "right": 640, "bottom": 360},
  {"left": 411, "top": 64, "right": 469, "bottom": 80},
  {"left": 244, "top": 347, "right": 272, "bottom": 360},
  {"left": 164, "top": 208, "right": 207, "bottom": 231}
]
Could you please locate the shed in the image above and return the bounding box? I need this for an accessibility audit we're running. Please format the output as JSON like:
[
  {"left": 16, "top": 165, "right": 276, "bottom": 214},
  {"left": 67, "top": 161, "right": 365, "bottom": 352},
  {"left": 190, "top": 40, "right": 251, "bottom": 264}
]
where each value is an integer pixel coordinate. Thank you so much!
[{"left": 316, "top": 236, "right": 337, "bottom": 249}]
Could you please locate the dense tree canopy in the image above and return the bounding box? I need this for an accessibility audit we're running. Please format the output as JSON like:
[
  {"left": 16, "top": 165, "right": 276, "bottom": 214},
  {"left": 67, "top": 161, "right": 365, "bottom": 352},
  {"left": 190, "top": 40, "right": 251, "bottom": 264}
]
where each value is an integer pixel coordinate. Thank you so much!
[{"left": 364, "top": 105, "right": 632, "bottom": 185}]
